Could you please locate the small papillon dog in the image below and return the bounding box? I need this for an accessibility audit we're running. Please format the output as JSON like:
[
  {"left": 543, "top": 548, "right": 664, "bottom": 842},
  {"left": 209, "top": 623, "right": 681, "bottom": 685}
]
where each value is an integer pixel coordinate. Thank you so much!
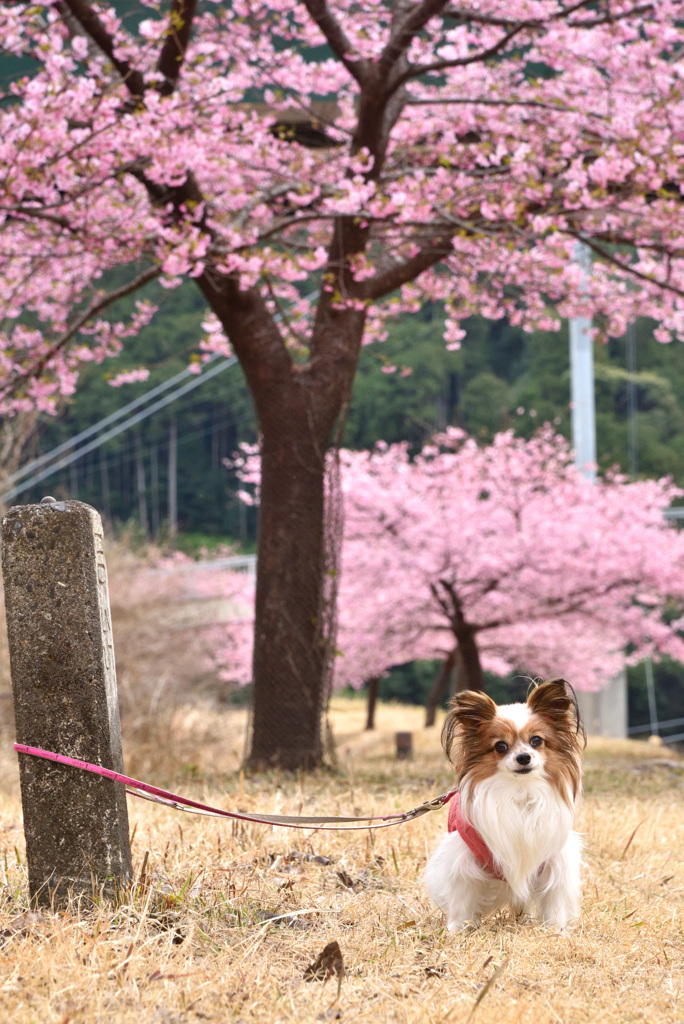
[{"left": 424, "top": 678, "right": 585, "bottom": 932}]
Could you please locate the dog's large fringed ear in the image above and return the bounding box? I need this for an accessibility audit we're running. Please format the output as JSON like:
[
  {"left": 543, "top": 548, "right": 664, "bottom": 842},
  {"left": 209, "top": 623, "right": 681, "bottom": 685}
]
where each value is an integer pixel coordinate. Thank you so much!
[
  {"left": 442, "top": 690, "right": 497, "bottom": 763},
  {"left": 527, "top": 678, "right": 587, "bottom": 747}
]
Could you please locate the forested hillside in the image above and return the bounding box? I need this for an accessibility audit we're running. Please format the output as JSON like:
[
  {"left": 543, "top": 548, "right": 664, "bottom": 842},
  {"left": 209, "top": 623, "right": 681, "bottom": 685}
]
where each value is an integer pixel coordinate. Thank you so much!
[{"left": 12, "top": 276, "right": 684, "bottom": 544}]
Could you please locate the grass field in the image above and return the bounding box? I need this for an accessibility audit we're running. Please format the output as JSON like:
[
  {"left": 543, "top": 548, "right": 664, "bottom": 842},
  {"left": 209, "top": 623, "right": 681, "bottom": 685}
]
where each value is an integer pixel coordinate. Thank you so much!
[{"left": 0, "top": 698, "right": 682, "bottom": 1024}]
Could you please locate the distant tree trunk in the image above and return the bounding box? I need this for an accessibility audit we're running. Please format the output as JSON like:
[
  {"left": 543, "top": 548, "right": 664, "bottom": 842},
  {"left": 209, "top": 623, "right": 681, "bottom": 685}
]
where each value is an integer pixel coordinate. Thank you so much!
[
  {"left": 150, "top": 444, "right": 160, "bottom": 538},
  {"left": 454, "top": 627, "right": 485, "bottom": 693},
  {"left": 366, "top": 677, "right": 381, "bottom": 730},
  {"left": 425, "top": 649, "right": 458, "bottom": 727},
  {"left": 69, "top": 450, "right": 78, "bottom": 498},
  {"left": 99, "top": 448, "right": 111, "bottom": 523}
]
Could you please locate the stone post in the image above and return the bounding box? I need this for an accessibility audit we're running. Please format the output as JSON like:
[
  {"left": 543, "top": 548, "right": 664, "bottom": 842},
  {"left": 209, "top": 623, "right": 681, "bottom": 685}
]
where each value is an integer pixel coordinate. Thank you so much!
[{"left": 1, "top": 498, "right": 132, "bottom": 906}]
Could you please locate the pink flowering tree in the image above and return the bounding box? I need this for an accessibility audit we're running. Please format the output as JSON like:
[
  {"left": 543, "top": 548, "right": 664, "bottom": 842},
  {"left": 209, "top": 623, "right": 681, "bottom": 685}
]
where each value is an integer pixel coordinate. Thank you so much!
[
  {"left": 337, "top": 429, "right": 684, "bottom": 722},
  {"left": 3, "top": 2, "right": 684, "bottom": 767}
]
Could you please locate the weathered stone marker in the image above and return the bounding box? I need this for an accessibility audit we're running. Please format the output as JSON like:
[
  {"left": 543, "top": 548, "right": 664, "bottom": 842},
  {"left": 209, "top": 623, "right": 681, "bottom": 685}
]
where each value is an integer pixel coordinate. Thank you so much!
[{"left": 1, "top": 498, "right": 132, "bottom": 905}]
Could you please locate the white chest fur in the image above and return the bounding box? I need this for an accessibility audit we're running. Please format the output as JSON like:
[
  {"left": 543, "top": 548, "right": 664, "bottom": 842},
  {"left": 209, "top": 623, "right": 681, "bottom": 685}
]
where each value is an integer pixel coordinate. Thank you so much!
[{"left": 461, "top": 774, "right": 575, "bottom": 900}]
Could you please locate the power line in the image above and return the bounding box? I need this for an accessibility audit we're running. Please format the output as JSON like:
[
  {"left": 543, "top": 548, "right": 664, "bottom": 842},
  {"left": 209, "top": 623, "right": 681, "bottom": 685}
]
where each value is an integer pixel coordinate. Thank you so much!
[
  {"left": 1, "top": 356, "right": 237, "bottom": 503},
  {"left": 4, "top": 289, "right": 317, "bottom": 504},
  {"left": 57, "top": 407, "right": 248, "bottom": 513},
  {"left": 6, "top": 354, "right": 226, "bottom": 488}
]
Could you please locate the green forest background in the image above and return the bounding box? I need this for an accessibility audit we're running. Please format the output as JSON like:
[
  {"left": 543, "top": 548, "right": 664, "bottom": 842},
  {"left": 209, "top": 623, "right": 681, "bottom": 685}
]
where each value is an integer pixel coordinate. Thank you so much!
[
  {"left": 11, "top": 276, "right": 684, "bottom": 739},
  {"left": 24, "top": 279, "right": 684, "bottom": 534}
]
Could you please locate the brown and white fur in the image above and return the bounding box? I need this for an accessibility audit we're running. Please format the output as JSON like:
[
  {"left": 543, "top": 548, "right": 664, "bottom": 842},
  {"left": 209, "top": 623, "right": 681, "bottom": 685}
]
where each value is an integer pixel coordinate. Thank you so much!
[{"left": 424, "top": 679, "right": 585, "bottom": 932}]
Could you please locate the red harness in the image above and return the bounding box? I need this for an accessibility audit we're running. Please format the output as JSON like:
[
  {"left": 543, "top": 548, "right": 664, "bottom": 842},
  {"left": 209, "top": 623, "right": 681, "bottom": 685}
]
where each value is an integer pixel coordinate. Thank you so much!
[{"left": 447, "top": 792, "right": 505, "bottom": 881}]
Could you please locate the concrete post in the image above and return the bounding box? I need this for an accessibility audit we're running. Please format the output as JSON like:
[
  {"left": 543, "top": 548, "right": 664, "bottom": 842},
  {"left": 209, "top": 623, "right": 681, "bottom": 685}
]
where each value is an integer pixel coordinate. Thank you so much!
[
  {"left": 1, "top": 498, "right": 132, "bottom": 906},
  {"left": 570, "top": 241, "right": 596, "bottom": 483},
  {"left": 576, "top": 668, "right": 628, "bottom": 739}
]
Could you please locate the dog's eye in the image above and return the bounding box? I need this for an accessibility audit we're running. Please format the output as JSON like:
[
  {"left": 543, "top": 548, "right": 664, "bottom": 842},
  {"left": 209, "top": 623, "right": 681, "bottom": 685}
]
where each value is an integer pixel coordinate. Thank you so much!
[
  {"left": 494, "top": 741, "right": 509, "bottom": 755},
  {"left": 529, "top": 735, "right": 543, "bottom": 748}
]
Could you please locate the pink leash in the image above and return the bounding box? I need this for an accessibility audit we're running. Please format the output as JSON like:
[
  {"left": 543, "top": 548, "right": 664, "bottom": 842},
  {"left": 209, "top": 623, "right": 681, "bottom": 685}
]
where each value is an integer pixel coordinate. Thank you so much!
[{"left": 14, "top": 743, "right": 458, "bottom": 831}]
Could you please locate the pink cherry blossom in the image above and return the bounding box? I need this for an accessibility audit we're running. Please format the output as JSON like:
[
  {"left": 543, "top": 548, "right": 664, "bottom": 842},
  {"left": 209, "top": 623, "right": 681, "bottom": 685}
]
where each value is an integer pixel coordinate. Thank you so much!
[
  {"left": 0, "top": 2, "right": 684, "bottom": 412},
  {"left": 336, "top": 429, "right": 684, "bottom": 692},
  {"left": 3, "top": 1, "right": 684, "bottom": 768},
  {"left": 229, "top": 428, "right": 684, "bottom": 694},
  {"left": 108, "top": 368, "right": 150, "bottom": 388}
]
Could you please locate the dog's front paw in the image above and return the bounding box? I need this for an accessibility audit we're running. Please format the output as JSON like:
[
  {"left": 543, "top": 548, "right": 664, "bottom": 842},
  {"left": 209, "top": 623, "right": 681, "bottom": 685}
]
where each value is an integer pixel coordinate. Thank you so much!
[
  {"left": 543, "top": 917, "right": 577, "bottom": 933},
  {"left": 538, "top": 906, "right": 579, "bottom": 933},
  {"left": 446, "top": 915, "right": 478, "bottom": 933}
]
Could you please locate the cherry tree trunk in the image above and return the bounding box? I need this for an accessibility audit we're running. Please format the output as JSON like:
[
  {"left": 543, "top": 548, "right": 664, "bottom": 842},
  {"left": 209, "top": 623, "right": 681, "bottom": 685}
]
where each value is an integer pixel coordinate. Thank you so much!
[
  {"left": 454, "top": 629, "right": 485, "bottom": 693},
  {"left": 365, "top": 677, "right": 381, "bottom": 731},
  {"left": 247, "top": 423, "right": 329, "bottom": 770},
  {"left": 198, "top": 261, "right": 363, "bottom": 771},
  {"left": 425, "top": 649, "right": 457, "bottom": 727}
]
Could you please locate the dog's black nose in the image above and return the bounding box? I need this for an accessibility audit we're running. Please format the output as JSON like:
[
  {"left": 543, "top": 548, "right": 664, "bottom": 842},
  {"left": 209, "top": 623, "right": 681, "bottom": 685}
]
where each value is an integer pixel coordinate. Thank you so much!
[{"left": 516, "top": 753, "right": 531, "bottom": 766}]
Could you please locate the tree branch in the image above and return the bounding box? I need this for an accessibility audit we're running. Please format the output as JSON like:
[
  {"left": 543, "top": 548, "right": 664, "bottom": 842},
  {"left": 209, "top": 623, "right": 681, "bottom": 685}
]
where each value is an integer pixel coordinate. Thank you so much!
[
  {"left": 406, "top": 96, "right": 607, "bottom": 119},
  {"left": 358, "top": 234, "right": 454, "bottom": 300},
  {"left": 1, "top": 263, "right": 162, "bottom": 396},
  {"left": 156, "top": 0, "right": 198, "bottom": 97},
  {"left": 301, "top": 0, "right": 368, "bottom": 84},
  {"left": 61, "top": 0, "right": 145, "bottom": 99},
  {"left": 443, "top": 1, "right": 654, "bottom": 30},
  {"left": 390, "top": 23, "right": 529, "bottom": 93},
  {"left": 568, "top": 230, "right": 684, "bottom": 300},
  {"left": 378, "top": 0, "right": 450, "bottom": 82}
]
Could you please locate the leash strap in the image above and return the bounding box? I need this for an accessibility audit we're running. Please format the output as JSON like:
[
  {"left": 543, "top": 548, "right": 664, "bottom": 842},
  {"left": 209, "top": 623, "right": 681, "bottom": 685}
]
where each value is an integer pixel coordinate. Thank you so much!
[{"left": 14, "top": 743, "right": 457, "bottom": 831}]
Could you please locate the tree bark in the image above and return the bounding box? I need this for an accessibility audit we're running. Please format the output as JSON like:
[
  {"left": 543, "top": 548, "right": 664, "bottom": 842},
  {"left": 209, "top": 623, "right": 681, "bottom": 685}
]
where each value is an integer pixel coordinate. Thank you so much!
[
  {"left": 425, "top": 649, "right": 457, "bottom": 727},
  {"left": 196, "top": 268, "right": 363, "bottom": 771},
  {"left": 247, "top": 419, "right": 330, "bottom": 769},
  {"left": 454, "top": 628, "right": 485, "bottom": 693},
  {"left": 366, "top": 676, "right": 381, "bottom": 730}
]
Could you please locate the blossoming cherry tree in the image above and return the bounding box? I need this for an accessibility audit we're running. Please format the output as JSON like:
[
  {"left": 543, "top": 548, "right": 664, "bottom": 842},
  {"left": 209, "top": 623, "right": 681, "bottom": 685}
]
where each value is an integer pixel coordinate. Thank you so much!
[{"left": 2, "top": 1, "right": 684, "bottom": 766}]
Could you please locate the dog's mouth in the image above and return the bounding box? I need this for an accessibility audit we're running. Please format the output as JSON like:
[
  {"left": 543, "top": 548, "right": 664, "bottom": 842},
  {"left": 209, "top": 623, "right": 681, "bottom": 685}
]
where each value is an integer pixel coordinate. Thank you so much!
[{"left": 514, "top": 766, "right": 534, "bottom": 774}]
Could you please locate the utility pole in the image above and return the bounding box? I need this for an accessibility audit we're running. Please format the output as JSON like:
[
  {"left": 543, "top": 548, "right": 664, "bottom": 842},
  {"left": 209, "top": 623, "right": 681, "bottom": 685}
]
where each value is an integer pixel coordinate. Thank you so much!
[
  {"left": 168, "top": 417, "right": 178, "bottom": 538},
  {"left": 569, "top": 243, "right": 596, "bottom": 482},
  {"left": 570, "top": 241, "right": 626, "bottom": 738},
  {"left": 626, "top": 322, "right": 638, "bottom": 477}
]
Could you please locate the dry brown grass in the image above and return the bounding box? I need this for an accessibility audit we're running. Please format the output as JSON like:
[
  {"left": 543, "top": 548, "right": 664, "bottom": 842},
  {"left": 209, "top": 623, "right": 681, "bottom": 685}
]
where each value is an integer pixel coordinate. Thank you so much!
[{"left": 0, "top": 698, "right": 682, "bottom": 1024}]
